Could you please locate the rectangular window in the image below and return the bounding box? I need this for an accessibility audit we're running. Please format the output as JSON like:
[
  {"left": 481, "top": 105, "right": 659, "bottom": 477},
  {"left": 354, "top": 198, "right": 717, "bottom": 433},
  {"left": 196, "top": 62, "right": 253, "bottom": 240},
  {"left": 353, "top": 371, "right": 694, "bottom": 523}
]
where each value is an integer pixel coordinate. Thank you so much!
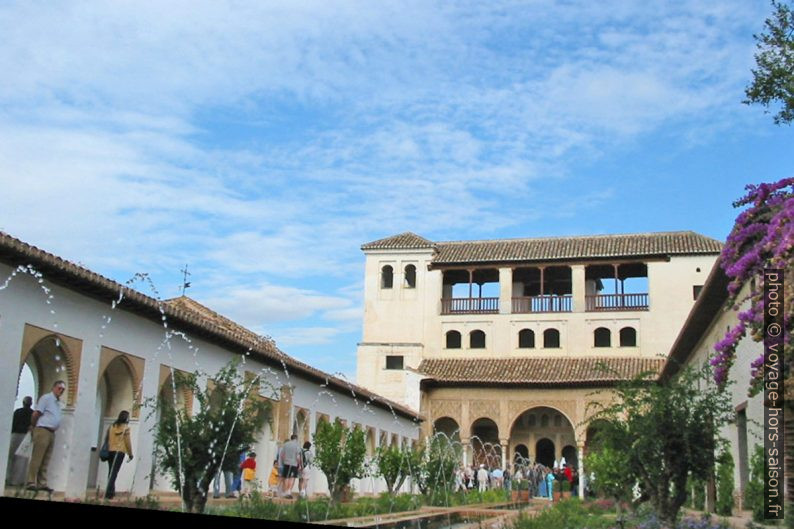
[
  {"left": 385, "top": 355, "right": 404, "bottom": 370},
  {"left": 693, "top": 285, "right": 703, "bottom": 300}
]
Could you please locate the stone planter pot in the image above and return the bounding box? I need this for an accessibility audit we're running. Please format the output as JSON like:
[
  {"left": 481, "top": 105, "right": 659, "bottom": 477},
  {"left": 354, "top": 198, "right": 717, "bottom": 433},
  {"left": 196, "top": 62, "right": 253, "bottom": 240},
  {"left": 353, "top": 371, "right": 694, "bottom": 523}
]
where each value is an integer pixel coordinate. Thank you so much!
[{"left": 511, "top": 490, "right": 529, "bottom": 502}]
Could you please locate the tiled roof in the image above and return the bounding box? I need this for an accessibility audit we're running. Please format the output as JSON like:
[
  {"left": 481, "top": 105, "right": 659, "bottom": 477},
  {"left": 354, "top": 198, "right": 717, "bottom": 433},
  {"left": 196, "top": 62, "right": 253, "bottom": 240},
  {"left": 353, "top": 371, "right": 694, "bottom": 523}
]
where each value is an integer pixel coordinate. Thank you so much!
[
  {"left": 0, "top": 231, "right": 421, "bottom": 421},
  {"left": 418, "top": 357, "right": 665, "bottom": 386},
  {"left": 361, "top": 231, "right": 722, "bottom": 263},
  {"left": 432, "top": 231, "right": 722, "bottom": 264},
  {"left": 361, "top": 232, "right": 435, "bottom": 250}
]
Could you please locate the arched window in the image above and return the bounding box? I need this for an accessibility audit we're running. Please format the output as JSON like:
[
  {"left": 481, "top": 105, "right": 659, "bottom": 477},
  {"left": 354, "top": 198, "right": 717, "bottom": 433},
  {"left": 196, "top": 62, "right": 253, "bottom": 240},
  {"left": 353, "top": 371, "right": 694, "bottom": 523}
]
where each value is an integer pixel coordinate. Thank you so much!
[
  {"left": 518, "top": 329, "right": 535, "bottom": 348},
  {"left": 543, "top": 328, "right": 560, "bottom": 348},
  {"left": 381, "top": 265, "right": 393, "bottom": 289},
  {"left": 470, "top": 330, "right": 486, "bottom": 349},
  {"left": 620, "top": 327, "right": 637, "bottom": 347},
  {"left": 404, "top": 264, "right": 416, "bottom": 288},
  {"left": 594, "top": 327, "right": 611, "bottom": 347},
  {"left": 446, "top": 330, "right": 462, "bottom": 349},
  {"left": 554, "top": 415, "right": 562, "bottom": 427}
]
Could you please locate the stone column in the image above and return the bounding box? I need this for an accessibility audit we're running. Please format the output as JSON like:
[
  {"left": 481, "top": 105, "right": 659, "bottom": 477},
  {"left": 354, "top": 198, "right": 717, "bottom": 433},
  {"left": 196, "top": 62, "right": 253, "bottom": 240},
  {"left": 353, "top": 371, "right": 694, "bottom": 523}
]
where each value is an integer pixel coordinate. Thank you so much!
[
  {"left": 528, "top": 432, "right": 535, "bottom": 463},
  {"left": 0, "top": 321, "right": 25, "bottom": 493},
  {"left": 64, "top": 337, "right": 101, "bottom": 499},
  {"left": 578, "top": 443, "right": 585, "bottom": 498},
  {"left": 500, "top": 439, "right": 508, "bottom": 469},
  {"left": 571, "top": 265, "right": 586, "bottom": 313},
  {"left": 131, "top": 357, "right": 161, "bottom": 497},
  {"left": 555, "top": 433, "right": 561, "bottom": 462},
  {"left": 499, "top": 268, "right": 513, "bottom": 314},
  {"left": 461, "top": 437, "right": 470, "bottom": 466},
  {"left": 308, "top": 409, "right": 317, "bottom": 497}
]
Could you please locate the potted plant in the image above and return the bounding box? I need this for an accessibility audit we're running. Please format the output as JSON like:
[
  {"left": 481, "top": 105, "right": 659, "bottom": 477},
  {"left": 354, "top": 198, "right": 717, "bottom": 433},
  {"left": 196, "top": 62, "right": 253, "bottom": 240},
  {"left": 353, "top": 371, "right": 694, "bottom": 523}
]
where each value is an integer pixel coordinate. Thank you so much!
[
  {"left": 511, "top": 480, "right": 529, "bottom": 502},
  {"left": 552, "top": 479, "right": 562, "bottom": 502}
]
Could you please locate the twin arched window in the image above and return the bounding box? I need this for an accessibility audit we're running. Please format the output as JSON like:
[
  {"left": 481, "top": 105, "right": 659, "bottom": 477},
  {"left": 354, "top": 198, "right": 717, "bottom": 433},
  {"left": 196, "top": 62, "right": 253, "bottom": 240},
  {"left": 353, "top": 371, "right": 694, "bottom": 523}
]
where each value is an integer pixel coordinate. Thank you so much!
[
  {"left": 445, "top": 330, "right": 486, "bottom": 349},
  {"left": 593, "top": 326, "right": 637, "bottom": 347},
  {"left": 381, "top": 264, "right": 417, "bottom": 289}
]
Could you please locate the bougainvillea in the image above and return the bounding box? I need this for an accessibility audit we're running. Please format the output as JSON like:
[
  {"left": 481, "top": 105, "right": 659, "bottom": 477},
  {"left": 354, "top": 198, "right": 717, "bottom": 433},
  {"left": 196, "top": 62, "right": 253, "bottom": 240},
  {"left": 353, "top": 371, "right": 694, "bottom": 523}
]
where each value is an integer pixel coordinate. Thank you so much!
[{"left": 710, "top": 178, "right": 793, "bottom": 395}]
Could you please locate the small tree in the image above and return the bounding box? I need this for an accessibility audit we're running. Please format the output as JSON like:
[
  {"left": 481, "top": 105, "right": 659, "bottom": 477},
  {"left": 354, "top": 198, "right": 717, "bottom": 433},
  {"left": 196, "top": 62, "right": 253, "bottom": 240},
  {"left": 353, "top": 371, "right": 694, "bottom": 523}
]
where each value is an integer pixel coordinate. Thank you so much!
[
  {"left": 313, "top": 418, "right": 367, "bottom": 503},
  {"left": 585, "top": 444, "right": 633, "bottom": 515},
  {"left": 587, "top": 363, "right": 733, "bottom": 526},
  {"left": 374, "top": 442, "right": 423, "bottom": 494},
  {"left": 149, "top": 359, "right": 270, "bottom": 513},
  {"left": 744, "top": 1, "right": 794, "bottom": 125},
  {"left": 414, "top": 435, "right": 458, "bottom": 497},
  {"left": 715, "top": 450, "right": 735, "bottom": 516},
  {"left": 744, "top": 445, "right": 766, "bottom": 522}
]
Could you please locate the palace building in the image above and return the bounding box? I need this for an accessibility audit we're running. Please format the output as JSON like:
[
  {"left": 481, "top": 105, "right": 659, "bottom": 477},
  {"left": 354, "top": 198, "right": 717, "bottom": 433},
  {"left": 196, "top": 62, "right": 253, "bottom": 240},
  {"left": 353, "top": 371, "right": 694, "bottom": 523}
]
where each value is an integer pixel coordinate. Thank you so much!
[
  {"left": 0, "top": 232, "right": 421, "bottom": 498},
  {"left": 356, "top": 231, "right": 723, "bottom": 472}
]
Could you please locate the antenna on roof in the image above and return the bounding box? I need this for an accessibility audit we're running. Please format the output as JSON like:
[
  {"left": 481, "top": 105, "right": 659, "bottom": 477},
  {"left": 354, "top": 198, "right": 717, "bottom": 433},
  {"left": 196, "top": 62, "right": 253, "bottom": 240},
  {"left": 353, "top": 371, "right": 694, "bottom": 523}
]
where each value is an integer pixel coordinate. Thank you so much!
[{"left": 180, "top": 264, "right": 191, "bottom": 296}]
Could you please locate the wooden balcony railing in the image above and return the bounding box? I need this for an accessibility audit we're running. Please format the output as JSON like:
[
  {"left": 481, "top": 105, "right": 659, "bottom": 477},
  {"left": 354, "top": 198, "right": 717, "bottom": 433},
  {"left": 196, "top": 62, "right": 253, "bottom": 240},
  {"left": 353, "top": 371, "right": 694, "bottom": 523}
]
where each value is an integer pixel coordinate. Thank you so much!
[
  {"left": 512, "top": 295, "right": 572, "bottom": 313},
  {"left": 441, "top": 297, "right": 499, "bottom": 314},
  {"left": 586, "top": 293, "right": 649, "bottom": 311}
]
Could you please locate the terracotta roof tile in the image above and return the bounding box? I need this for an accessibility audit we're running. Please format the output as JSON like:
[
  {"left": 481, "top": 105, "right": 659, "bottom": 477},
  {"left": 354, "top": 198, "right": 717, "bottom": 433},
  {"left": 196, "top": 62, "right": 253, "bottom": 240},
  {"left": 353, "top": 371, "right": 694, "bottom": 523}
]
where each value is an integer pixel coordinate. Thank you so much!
[
  {"left": 362, "top": 232, "right": 435, "bottom": 250},
  {"left": 432, "top": 231, "right": 722, "bottom": 264},
  {"left": 0, "top": 231, "right": 421, "bottom": 421},
  {"left": 418, "top": 357, "right": 665, "bottom": 386}
]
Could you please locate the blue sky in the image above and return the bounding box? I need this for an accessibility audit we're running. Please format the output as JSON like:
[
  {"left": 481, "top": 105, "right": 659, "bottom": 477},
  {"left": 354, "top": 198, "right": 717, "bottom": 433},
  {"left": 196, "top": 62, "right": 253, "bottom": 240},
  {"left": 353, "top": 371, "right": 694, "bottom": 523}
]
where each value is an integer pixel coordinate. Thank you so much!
[{"left": 2, "top": 1, "right": 793, "bottom": 385}]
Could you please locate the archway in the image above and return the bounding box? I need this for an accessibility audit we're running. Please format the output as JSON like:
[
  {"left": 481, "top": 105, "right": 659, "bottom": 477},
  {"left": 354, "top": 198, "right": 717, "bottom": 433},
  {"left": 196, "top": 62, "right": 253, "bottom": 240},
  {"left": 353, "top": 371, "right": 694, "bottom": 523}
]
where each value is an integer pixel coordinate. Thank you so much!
[
  {"left": 562, "top": 445, "right": 578, "bottom": 469},
  {"left": 513, "top": 444, "right": 529, "bottom": 467},
  {"left": 536, "top": 438, "right": 555, "bottom": 468},
  {"left": 470, "top": 417, "right": 500, "bottom": 468},
  {"left": 95, "top": 355, "right": 138, "bottom": 492},
  {"left": 22, "top": 335, "right": 73, "bottom": 404},
  {"left": 509, "top": 406, "right": 576, "bottom": 468},
  {"left": 433, "top": 417, "right": 461, "bottom": 442}
]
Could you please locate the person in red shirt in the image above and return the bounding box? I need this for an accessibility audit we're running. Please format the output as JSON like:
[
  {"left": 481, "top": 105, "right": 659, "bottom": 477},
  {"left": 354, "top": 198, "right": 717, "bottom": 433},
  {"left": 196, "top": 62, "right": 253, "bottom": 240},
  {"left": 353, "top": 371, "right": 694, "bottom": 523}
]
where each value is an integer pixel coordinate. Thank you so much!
[{"left": 240, "top": 451, "right": 257, "bottom": 495}]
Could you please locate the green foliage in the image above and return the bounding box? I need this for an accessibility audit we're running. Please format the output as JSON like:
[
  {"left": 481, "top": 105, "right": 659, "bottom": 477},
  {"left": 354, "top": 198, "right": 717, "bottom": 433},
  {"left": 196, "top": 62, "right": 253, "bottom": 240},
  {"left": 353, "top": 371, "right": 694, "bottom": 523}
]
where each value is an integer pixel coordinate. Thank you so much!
[
  {"left": 427, "top": 488, "right": 509, "bottom": 507},
  {"left": 744, "top": 445, "right": 766, "bottom": 523},
  {"left": 585, "top": 444, "right": 633, "bottom": 503},
  {"left": 414, "top": 435, "right": 458, "bottom": 495},
  {"left": 687, "top": 474, "right": 706, "bottom": 510},
  {"left": 218, "top": 490, "right": 511, "bottom": 523},
  {"left": 715, "top": 450, "right": 735, "bottom": 516},
  {"left": 512, "top": 498, "right": 614, "bottom": 529},
  {"left": 374, "top": 442, "right": 423, "bottom": 493},
  {"left": 312, "top": 418, "right": 367, "bottom": 503},
  {"left": 744, "top": 1, "right": 794, "bottom": 125},
  {"left": 147, "top": 359, "right": 270, "bottom": 513},
  {"left": 561, "top": 479, "right": 571, "bottom": 492},
  {"left": 586, "top": 363, "right": 733, "bottom": 526}
]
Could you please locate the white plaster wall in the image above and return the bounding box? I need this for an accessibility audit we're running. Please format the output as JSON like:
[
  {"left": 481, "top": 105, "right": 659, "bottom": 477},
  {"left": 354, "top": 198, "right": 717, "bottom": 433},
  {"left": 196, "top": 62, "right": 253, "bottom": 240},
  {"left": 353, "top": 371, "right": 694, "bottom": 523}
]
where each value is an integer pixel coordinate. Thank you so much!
[
  {"left": 356, "top": 251, "right": 718, "bottom": 404},
  {"left": 0, "top": 263, "right": 420, "bottom": 498},
  {"left": 681, "top": 283, "right": 765, "bottom": 501}
]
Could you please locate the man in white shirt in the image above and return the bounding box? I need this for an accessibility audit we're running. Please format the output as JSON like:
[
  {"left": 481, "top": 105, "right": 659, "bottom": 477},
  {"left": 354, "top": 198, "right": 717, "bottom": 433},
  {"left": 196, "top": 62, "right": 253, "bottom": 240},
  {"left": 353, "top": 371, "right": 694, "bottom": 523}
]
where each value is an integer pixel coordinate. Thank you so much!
[
  {"left": 26, "top": 380, "right": 65, "bottom": 492},
  {"left": 477, "top": 464, "right": 488, "bottom": 492}
]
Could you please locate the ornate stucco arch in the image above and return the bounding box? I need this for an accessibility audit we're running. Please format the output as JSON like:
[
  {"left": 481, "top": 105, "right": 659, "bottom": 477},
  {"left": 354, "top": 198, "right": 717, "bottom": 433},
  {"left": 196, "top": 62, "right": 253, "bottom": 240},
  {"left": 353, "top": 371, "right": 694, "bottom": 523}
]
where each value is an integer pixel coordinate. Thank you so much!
[{"left": 20, "top": 325, "right": 82, "bottom": 408}]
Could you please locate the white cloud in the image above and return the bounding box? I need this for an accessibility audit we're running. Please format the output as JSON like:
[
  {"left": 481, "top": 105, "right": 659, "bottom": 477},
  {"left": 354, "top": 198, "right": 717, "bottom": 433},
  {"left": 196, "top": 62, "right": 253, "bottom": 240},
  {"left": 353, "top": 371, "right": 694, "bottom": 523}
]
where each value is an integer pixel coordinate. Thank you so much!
[
  {"left": 201, "top": 283, "right": 351, "bottom": 326},
  {"left": 0, "top": 0, "right": 776, "bottom": 364}
]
